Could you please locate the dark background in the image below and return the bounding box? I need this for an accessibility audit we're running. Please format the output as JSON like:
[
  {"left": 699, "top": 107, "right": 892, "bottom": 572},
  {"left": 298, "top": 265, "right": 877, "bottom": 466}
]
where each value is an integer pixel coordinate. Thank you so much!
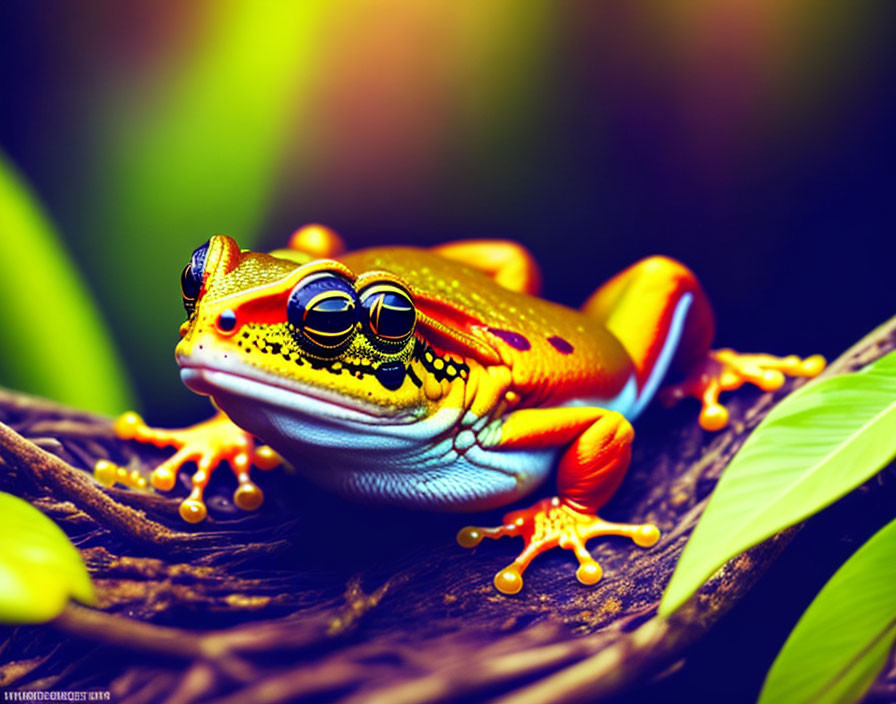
[{"left": 2, "top": 2, "right": 895, "bottom": 701}]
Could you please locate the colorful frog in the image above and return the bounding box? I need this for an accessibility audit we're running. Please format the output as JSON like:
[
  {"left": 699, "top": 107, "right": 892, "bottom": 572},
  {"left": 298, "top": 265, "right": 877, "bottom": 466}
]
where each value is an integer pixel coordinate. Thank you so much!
[{"left": 95, "top": 225, "right": 824, "bottom": 594}]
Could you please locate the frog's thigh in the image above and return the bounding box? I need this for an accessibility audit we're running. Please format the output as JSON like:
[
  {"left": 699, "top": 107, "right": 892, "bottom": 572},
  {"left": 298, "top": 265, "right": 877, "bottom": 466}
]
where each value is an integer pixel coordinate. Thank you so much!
[
  {"left": 431, "top": 239, "right": 542, "bottom": 295},
  {"left": 498, "top": 406, "right": 634, "bottom": 514},
  {"left": 583, "top": 256, "right": 715, "bottom": 391}
]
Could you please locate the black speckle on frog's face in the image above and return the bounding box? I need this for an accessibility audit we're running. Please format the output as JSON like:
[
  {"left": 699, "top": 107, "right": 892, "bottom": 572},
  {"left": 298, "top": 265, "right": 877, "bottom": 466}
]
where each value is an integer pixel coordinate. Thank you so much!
[{"left": 375, "top": 360, "right": 407, "bottom": 390}]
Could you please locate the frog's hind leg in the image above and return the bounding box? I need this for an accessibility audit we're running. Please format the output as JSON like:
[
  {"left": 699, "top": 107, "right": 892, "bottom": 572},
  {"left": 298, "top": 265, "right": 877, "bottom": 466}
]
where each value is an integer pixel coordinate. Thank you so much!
[
  {"left": 431, "top": 240, "right": 542, "bottom": 295},
  {"left": 582, "top": 255, "right": 825, "bottom": 429},
  {"left": 582, "top": 256, "right": 715, "bottom": 419}
]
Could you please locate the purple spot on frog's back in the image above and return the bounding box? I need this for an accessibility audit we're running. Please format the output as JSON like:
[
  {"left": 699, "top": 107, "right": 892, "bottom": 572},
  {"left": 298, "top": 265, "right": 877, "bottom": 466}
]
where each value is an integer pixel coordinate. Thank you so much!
[
  {"left": 547, "top": 336, "right": 574, "bottom": 354},
  {"left": 488, "top": 327, "right": 531, "bottom": 351}
]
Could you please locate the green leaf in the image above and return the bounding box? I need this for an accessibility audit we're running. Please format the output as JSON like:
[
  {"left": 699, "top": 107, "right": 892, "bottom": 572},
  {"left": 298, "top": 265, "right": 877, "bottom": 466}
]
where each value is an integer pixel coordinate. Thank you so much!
[
  {"left": 0, "top": 151, "right": 135, "bottom": 414},
  {"left": 0, "top": 491, "right": 95, "bottom": 623},
  {"left": 758, "top": 517, "right": 896, "bottom": 704},
  {"left": 660, "top": 351, "right": 896, "bottom": 616}
]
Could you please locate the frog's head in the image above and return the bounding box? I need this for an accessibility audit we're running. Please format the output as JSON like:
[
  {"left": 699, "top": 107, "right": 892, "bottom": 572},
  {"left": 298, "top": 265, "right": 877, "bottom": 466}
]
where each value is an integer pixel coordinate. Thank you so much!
[{"left": 175, "top": 235, "right": 450, "bottom": 456}]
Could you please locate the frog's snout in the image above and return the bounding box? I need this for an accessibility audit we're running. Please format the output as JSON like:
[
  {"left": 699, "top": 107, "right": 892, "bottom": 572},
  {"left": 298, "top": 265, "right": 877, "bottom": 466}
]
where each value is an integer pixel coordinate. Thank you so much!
[{"left": 175, "top": 333, "right": 219, "bottom": 369}]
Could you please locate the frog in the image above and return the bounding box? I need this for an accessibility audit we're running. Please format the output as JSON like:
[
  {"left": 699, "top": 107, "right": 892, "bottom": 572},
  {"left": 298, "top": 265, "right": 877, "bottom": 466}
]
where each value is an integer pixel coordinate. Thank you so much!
[{"left": 95, "top": 224, "right": 825, "bottom": 594}]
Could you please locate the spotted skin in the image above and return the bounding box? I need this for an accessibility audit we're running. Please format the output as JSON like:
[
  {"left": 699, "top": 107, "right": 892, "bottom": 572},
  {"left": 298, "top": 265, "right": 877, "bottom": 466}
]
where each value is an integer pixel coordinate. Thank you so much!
[
  {"left": 547, "top": 335, "right": 574, "bottom": 355},
  {"left": 98, "top": 226, "right": 826, "bottom": 594}
]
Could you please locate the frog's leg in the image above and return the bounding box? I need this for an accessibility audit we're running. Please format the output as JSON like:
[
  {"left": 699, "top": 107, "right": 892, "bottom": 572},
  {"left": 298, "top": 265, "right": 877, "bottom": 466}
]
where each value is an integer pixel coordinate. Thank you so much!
[
  {"left": 431, "top": 240, "right": 542, "bottom": 295},
  {"left": 93, "top": 411, "right": 282, "bottom": 523},
  {"left": 582, "top": 256, "right": 825, "bottom": 430},
  {"left": 458, "top": 407, "right": 659, "bottom": 594},
  {"left": 268, "top": 223, "right": 347, "bottom": 264}
]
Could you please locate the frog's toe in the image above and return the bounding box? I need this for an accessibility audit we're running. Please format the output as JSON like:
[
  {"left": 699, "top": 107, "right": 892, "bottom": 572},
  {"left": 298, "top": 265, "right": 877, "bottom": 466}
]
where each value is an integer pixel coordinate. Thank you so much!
[
  {"left": 252, "top": 444, "right": 282, "bottom": 471},
  {"left": 113, "top": 411, "right": 181, "bottom": 447},
  {"left": 179, "top": 497, "right": 208, "bottom": 523},
  {"left": 460, "top": 497, "right": 660, "bottom": 594},
  {"left": 92, "top": 459, "right": 148, "bottom": 490},
  {"left": 178, "top": 463, "right": 214, "bottom": 523},
  {"left": 493, "top": 565, "right": 525, "bottom": 595},
  {"left": 149, "top": 448, "right": 197, "bottom": 491},
  {"left": 562, "top": 532, "right": 604, "bottom": 585},
  {"left": 233, "top": 476, "right": 264, "bottom": 511},
  {"left": 457, "top": 523, "right": 519, "bottom": 548}
]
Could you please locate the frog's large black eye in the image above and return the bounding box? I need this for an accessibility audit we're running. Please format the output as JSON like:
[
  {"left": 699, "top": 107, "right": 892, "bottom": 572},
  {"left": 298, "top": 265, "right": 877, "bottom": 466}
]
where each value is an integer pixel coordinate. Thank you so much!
[
  {"left": 181, "top": 241, "right": 210, "bottom": 316},
  {"left": 360, "top": 282, "right": 416, "bottom": 350},
  {"left": 287, "top": 272, "right": 359, "bottom": 355}
]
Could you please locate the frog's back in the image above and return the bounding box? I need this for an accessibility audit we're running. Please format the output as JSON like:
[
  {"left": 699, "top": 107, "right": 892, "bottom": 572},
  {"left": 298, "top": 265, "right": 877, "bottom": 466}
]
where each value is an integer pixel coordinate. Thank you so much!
[{"left": 339, "top": 246, "right": 635, "bottom": 406}]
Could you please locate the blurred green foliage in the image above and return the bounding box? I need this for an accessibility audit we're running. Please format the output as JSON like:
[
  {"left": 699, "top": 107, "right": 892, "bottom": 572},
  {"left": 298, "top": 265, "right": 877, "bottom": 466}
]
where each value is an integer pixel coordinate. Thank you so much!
[
  {"left": 75, "top": 2, "right": 327, "bottom": 420},
  {"left": 0, "top": 152, "right": 134, "bottom": 413}
]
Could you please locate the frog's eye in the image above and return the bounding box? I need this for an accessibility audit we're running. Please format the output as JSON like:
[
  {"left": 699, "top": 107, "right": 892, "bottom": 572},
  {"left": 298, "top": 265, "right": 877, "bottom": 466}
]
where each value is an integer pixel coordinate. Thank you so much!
[
  {"left": 287, "top": 272, "right": 359, "bottom": 355},
  {"left": 359, "top": 282, "right": 416, "bottom": 349},
  {"left": 181, "top": 241, "right": 210, "bottom": 316}
]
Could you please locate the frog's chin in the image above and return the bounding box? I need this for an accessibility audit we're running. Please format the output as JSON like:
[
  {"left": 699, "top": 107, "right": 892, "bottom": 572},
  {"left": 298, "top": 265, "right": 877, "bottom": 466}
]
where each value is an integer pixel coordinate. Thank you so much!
[{"left": 179, "top": 365, "right": 414, "bottom": 426}]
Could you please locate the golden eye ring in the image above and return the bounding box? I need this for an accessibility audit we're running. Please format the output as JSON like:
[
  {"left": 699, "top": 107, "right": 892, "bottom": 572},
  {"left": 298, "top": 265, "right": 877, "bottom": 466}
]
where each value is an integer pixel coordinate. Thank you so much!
[
  {"left": 287, "top": 272, "right": 359, "bottom": 355},
  {"left": 359, "top": 282, "right": 416, "bottom": 349}
]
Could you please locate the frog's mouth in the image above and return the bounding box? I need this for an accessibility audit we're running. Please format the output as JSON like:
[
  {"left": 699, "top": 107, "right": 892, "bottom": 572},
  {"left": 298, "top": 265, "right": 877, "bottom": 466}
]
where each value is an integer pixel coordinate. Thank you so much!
[
  {"left": 179, "top": 362, "right": 455, "bottom": 462},
  {"left": 179, "top": 364, "right": 415, "bottom": 426}
]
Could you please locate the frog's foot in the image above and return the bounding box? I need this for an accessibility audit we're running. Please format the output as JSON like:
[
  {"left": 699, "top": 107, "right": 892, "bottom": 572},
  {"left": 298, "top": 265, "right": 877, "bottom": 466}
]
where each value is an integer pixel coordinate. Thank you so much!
[
  {"left": 660, "top": 349, "right": 826, "bottom": 431},
  {"left": 457, "top": 497, "right": 660, "bottom": 594},
  {"left": 94, "top": 412, "right": 282, "bottom": 523}
]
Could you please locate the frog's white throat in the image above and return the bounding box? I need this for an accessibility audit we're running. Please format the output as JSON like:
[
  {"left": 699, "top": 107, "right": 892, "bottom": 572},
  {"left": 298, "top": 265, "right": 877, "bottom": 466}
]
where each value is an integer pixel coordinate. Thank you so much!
[{"left": 179, "top": 365, "right": 553, "bottom": 512}]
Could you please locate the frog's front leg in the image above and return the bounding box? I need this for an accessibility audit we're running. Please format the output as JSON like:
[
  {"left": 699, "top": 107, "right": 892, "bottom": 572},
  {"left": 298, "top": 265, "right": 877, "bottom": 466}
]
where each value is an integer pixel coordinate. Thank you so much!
[
  {"left": 458, "top": 407, "right": 658, "bottom": 594},
  {"left": 94, "top": 411, "right": 282, "bottom": 522}
]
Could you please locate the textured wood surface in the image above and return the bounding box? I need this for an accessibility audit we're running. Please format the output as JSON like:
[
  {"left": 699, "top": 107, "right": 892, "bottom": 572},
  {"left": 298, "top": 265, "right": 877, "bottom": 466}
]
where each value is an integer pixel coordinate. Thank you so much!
[{"left": 1, "top": 316, "right": 894, "bottom": 703}]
